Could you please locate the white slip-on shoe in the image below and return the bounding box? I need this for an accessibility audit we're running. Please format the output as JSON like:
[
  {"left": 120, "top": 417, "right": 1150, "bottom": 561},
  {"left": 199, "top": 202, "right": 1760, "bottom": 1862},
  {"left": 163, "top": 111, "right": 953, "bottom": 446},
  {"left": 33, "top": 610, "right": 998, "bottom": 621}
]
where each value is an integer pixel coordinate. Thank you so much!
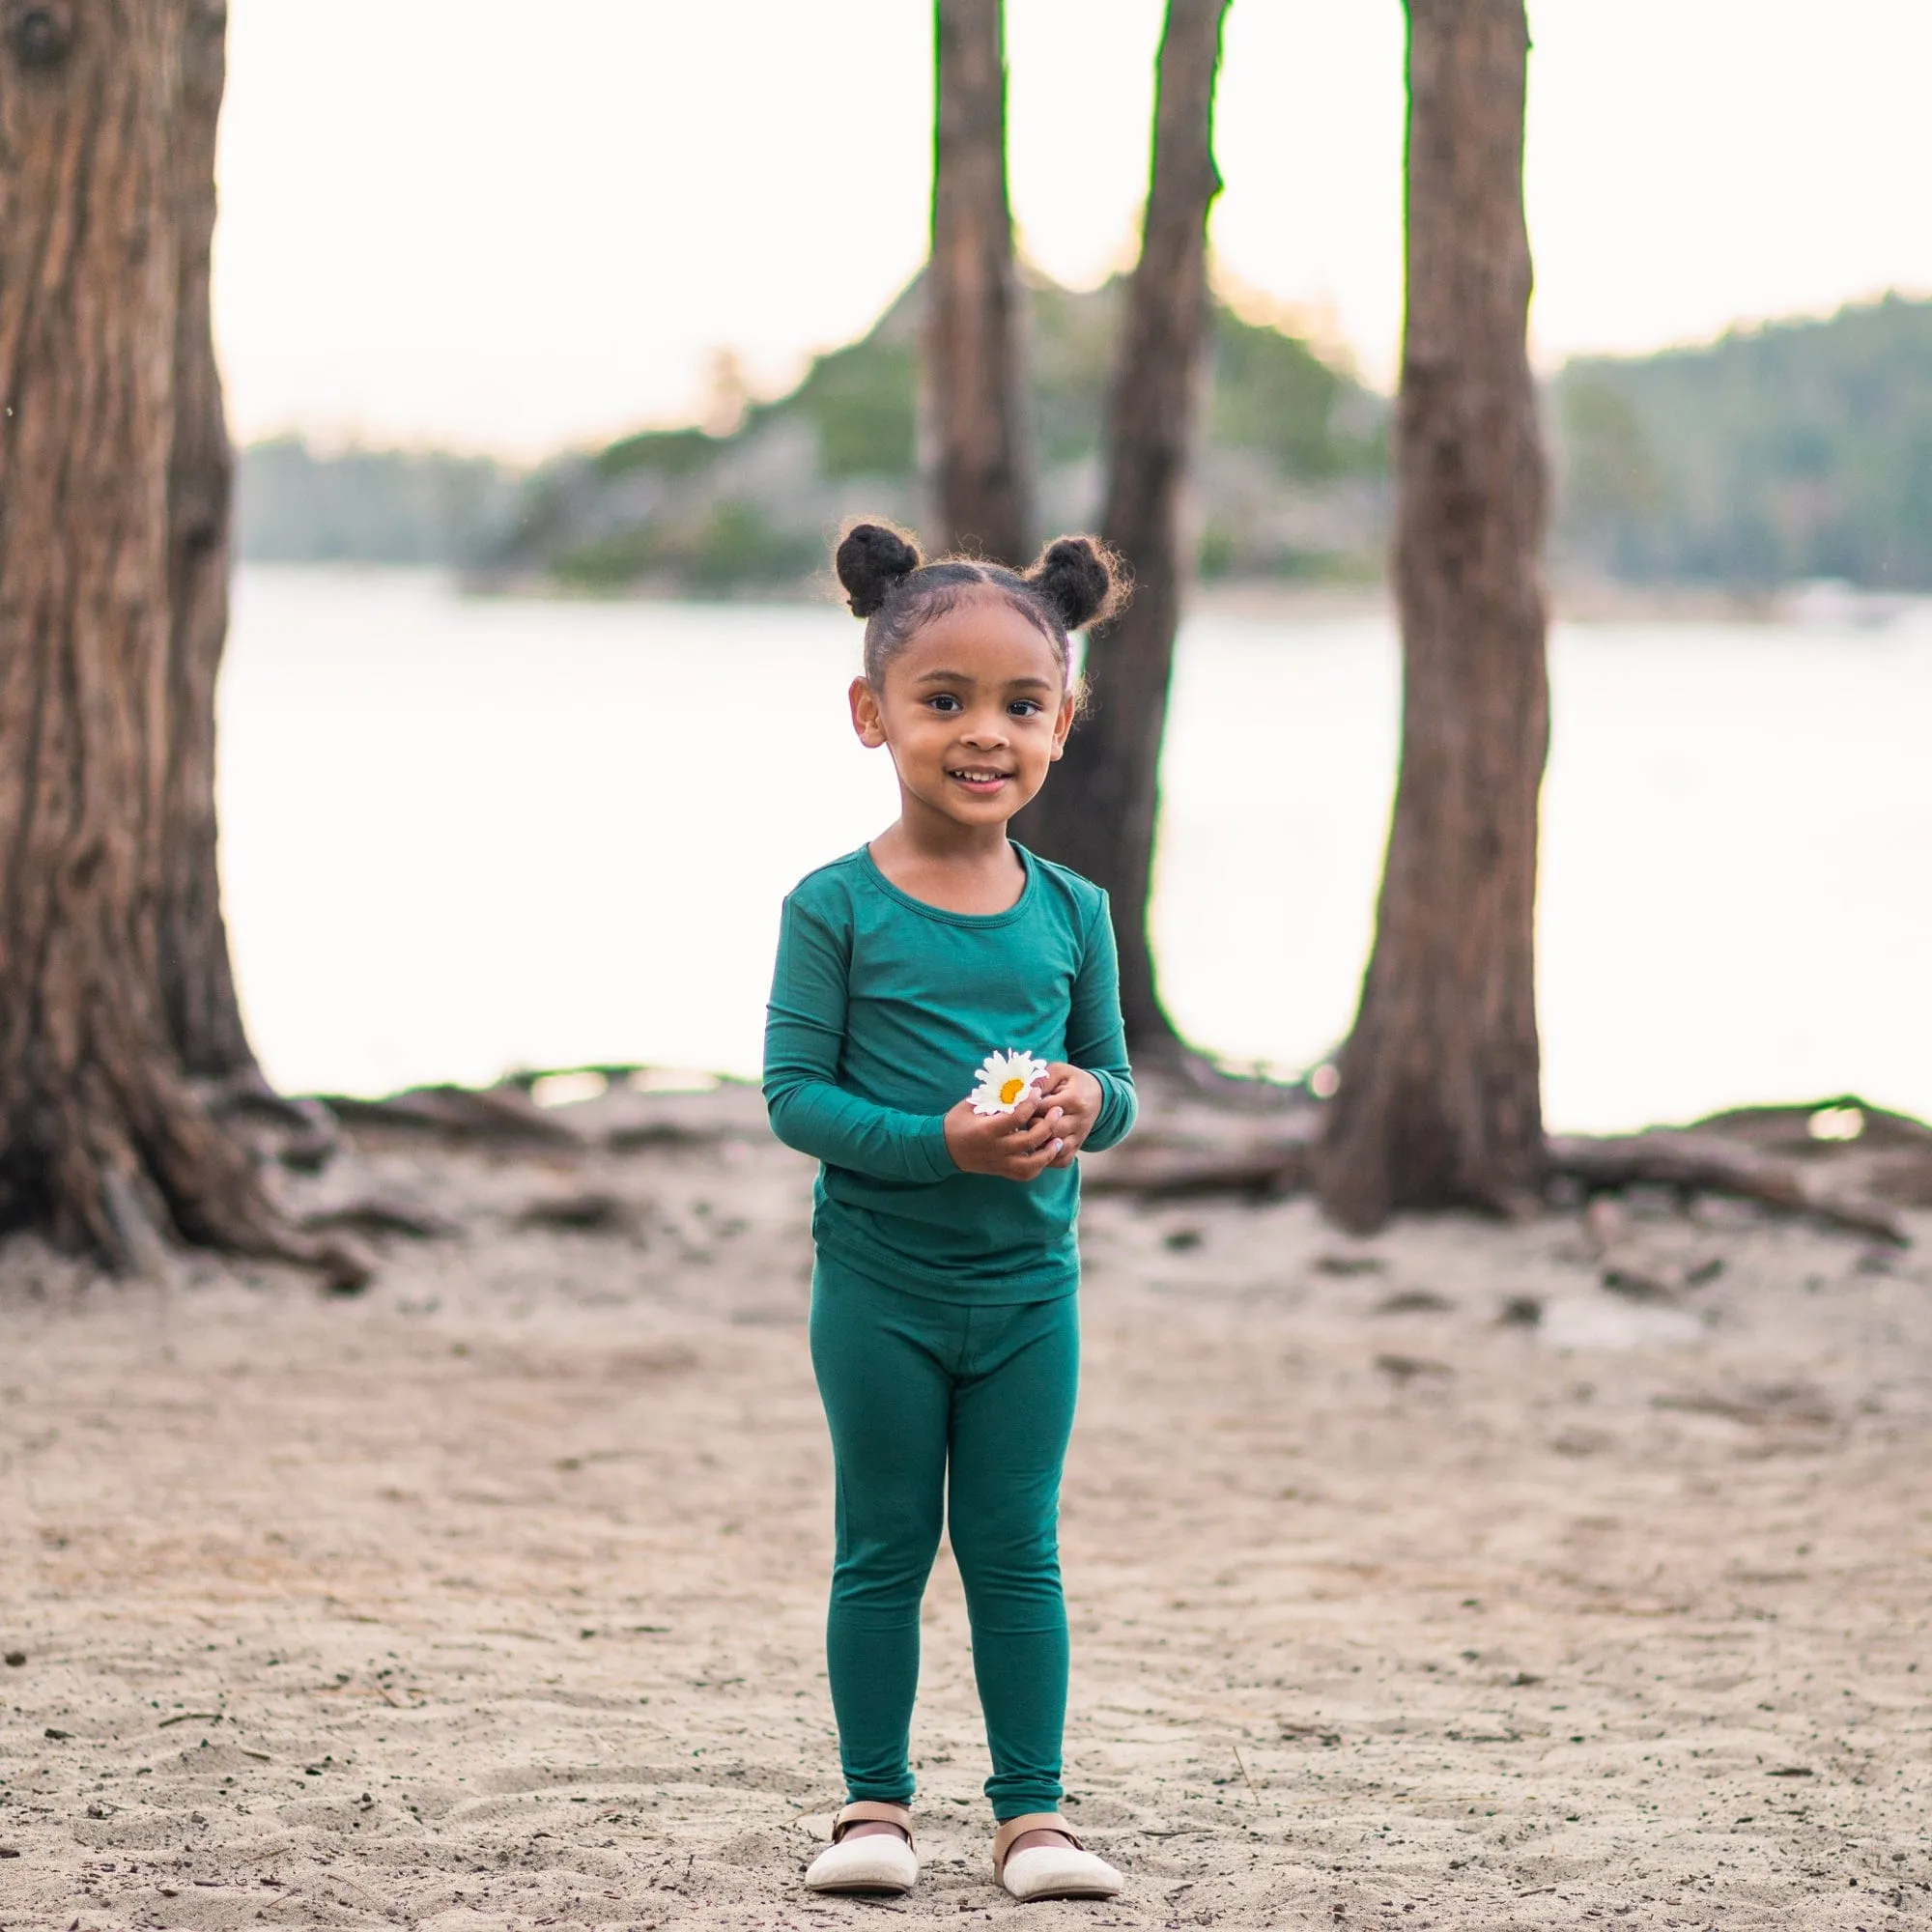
[
  {"left": 993, "top": 1811, "right": 1123, "bottom": 1902},
  {"left": 804, "top": 1801, "right": 918, "bottom": 1895}
]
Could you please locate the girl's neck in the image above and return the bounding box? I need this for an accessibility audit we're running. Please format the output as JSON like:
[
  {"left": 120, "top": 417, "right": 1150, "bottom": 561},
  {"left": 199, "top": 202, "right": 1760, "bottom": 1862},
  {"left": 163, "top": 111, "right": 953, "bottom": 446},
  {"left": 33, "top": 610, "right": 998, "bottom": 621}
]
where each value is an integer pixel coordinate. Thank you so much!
[{"left": 868, "top": 810, "right": 1026, "bottom": 916}]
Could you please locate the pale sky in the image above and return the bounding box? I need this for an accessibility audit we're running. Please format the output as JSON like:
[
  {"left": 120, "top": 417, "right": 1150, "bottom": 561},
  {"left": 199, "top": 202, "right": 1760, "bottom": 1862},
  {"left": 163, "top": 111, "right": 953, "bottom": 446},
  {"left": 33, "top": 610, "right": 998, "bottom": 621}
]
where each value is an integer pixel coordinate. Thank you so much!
[{"left": 213, "top": 0, "right": 1932, "bottom": 457}]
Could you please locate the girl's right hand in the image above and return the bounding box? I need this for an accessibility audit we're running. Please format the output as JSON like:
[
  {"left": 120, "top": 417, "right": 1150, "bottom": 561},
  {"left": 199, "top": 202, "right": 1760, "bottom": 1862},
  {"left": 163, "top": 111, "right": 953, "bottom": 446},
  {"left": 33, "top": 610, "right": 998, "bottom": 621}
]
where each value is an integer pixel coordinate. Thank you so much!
[{"left": 942, "top": 1094, "right": 1065, "bottom": 1181}]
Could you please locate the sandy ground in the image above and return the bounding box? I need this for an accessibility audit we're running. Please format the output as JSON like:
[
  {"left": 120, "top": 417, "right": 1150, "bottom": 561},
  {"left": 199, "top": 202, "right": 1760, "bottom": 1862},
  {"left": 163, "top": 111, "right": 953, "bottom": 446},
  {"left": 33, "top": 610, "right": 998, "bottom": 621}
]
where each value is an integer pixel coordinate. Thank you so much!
[{"left": 2, "top": 1085, "right": 1929, "bottom": 1932}]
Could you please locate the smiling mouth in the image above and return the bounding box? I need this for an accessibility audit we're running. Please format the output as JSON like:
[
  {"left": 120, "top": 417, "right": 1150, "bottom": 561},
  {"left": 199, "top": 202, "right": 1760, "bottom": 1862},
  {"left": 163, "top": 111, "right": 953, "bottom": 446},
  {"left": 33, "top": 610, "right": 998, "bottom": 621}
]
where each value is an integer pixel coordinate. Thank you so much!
[{"left": 948, "top": 766, "right": 1013, "bottom": 786}]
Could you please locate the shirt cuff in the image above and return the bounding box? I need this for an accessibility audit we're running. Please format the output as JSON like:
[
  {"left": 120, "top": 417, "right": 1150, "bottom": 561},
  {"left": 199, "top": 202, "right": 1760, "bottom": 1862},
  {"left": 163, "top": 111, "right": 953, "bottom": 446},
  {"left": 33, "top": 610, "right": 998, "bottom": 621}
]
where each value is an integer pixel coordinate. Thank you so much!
[
  {"left": 911, "top": 1115, "right": 955, "bottom": 1180},
  {"left": 1086, "top": 1070, "right": 1137, "bottom": 1151}
]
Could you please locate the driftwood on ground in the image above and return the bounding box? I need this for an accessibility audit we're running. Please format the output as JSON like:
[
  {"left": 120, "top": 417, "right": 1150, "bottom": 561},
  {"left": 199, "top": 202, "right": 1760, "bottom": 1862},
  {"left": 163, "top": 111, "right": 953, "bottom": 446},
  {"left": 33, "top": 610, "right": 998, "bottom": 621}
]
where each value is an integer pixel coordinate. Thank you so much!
[
  {"left": 318, "top": 1084, "right": 582, "bottom": 1149},
  {"left": 301, "top": 1198, "right": 459, "bottom": 1243},
  {"left": 1081, "top": 1095, "right": 1920, "bottom": 1246},
  {"left": 1544, "top": 1130, "right": 1907, "bottom": 1246},
  {"left": 1081, "top": 1131, "right": 1312, "bottom": 1202},
  {"left": 303, "top": 1074, "right": 1923, "bottom": 1257},
  {"left": 309, "top": 1072, "right": 748, "bottom": 1155}
]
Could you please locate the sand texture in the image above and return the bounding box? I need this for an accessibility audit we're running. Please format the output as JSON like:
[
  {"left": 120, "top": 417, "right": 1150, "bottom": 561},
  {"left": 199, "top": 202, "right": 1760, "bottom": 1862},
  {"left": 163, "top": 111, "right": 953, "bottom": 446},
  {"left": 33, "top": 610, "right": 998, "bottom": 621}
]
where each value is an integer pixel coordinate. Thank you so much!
[{"left": 2, "top": 1085, "right": 1928, "bottom": 1930}]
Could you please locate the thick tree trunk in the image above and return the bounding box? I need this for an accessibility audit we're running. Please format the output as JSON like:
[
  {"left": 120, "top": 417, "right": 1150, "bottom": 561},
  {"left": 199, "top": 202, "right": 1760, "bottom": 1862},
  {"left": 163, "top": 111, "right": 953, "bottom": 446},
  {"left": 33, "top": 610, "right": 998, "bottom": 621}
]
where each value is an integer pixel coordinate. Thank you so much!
[
  {"left": 0, "top": 0, "right": 356, "bottom": 1284},
  {"left": 1314, "top": 0, "right": 1549, "bottom": 1232},
  {"left": 161, "top": 0, "right": 254, "bottom": 1079},
  {"left": 924, "top": 0, "right": 1030, "bottom": 563},
  {"left": 1012, "top": 0, "right": 1229, "bottom": 1063}
]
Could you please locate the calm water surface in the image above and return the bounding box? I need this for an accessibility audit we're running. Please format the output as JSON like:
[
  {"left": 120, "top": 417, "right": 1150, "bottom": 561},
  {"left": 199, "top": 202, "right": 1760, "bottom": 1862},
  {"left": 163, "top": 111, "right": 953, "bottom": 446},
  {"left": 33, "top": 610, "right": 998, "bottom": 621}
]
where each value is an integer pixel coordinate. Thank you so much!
[{"left": 219, "top": 567, "right": 1932, "bottom": 1131}]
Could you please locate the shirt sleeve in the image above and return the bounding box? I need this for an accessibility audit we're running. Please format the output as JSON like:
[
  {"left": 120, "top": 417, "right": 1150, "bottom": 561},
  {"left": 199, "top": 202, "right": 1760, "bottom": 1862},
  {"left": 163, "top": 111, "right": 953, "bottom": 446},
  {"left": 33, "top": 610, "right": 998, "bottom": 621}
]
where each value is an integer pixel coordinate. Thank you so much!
[
  {"left": 1065, "top": 889, "right": 1138, "bottom": 1151},
  {"left": 762, "top": 887, "right": 956, "bottom": 1184}
]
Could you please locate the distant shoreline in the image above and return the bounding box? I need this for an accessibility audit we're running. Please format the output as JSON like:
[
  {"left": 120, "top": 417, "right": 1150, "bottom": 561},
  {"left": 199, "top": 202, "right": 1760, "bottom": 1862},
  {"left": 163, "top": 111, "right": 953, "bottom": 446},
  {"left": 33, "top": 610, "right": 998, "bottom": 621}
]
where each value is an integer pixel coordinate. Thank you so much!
[{"left": 238, "top": 558, "right": 1928, "bottom": 632}]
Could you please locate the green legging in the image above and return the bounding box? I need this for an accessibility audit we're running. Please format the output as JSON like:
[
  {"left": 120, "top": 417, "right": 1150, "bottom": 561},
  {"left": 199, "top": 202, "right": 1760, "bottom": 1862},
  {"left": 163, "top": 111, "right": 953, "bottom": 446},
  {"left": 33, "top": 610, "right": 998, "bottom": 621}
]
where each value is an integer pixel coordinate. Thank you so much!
[{"left": 809, "top": 1260, "right": 1079, "bottom": 1822}]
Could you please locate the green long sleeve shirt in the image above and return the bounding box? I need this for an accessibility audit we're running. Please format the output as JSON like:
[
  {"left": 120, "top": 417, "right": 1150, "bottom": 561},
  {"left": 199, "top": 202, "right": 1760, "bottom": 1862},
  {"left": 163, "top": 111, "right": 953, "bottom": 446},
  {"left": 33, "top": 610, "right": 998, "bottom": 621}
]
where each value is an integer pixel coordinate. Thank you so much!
[{"left": 763, "top": 843, "right": 1136, "bottom": 1302}]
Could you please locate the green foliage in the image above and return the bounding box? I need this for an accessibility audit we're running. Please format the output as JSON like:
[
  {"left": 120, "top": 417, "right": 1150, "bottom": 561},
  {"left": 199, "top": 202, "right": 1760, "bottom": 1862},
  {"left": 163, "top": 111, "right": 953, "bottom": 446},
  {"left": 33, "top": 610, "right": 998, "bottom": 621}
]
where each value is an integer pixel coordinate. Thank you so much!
[
  {"left": 730, "top": 276, "right": 1377, "bottom": 490},
  {"left": 593, "top": 427, "right": 722, "bottom": 480},
  {"left": 1027, "top": 280, "right": 1121, "bottom": 466},
  {"left": 1556, "top": 375, "right": 1663, "bottom": 526},
  {"left": 550, "top": 523, "right": 668, "bottom": 589},
  {"left": 686, "top": 501, "right": 821, "bottom": 589},
  {"left": 552, "top": 501, "right": 819, "bottom": 594},
  {"left": 781, "top": 337, "right": 919, "bottom": 479},
  {"left": 1209, "top": 308, "right": 1381, "bottom": 477},
  {"left": 1197, "top": 523, "right": 1371, "bottom": 583},
  {"left": 1197, "top": 523, "right": 1237, "bottom": 580},
  {"left": 1554, "top": 293, "right": 1932, "bottom": 589}
]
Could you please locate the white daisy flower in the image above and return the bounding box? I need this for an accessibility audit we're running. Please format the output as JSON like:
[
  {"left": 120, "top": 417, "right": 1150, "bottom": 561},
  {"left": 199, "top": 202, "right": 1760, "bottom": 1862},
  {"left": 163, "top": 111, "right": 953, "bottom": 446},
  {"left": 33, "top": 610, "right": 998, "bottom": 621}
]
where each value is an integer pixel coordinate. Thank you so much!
[{"left": 970, "top": 1049, "right": 1050, "bottom": 1116}]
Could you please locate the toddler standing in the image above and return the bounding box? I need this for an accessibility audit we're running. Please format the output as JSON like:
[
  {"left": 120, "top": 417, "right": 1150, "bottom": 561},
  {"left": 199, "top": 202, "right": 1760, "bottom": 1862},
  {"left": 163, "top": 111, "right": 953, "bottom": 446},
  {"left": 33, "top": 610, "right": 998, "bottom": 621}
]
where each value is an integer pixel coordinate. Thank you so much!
[{"left": 763, "top": 522, "right": 1136, "bottom": 1902}]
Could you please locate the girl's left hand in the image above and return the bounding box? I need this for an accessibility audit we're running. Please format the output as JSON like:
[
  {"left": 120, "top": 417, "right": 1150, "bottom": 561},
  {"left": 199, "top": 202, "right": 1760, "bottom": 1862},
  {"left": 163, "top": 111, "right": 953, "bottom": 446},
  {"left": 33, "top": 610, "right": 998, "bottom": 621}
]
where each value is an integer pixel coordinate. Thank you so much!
[{"left": 1034, "top": 1064, "right": 1103, "bottom": 1168}]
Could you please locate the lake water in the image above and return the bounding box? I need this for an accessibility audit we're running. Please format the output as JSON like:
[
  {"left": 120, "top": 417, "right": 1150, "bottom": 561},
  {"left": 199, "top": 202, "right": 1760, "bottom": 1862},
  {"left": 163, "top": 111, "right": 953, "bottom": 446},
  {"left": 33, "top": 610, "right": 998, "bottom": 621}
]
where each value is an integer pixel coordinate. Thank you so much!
[{"left": 219, "top": 567, "right": 1932, "bottom": 1132}]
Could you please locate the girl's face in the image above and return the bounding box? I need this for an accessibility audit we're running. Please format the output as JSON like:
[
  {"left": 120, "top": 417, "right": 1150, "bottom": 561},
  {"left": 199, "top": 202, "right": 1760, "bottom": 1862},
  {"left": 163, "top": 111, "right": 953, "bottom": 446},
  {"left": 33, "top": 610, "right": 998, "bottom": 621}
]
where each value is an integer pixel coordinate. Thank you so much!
[{"left": 849, "top": 592, "right": 1075, "bottom": 831}]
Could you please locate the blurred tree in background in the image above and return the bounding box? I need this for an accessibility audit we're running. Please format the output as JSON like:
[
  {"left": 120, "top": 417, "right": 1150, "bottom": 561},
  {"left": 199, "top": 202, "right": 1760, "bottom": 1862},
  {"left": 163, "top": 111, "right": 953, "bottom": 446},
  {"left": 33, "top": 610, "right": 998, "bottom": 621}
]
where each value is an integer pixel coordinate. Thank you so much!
[
  {"left": 1316, "top": 0, "right": 1550, "bottom": 1232},
  {"left": 1015, "top": 0, "right": 1232, "bottom": 1065},
  {"left": 925, "top": 0, "right": 1032, "bottom": 563}
]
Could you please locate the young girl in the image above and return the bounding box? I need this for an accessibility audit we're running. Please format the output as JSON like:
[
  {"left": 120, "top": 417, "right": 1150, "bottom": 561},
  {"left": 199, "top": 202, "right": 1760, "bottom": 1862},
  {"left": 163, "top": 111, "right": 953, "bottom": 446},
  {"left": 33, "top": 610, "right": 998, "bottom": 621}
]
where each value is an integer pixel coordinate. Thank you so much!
[{"left": 763, "top": 523, "right": 1137, "bottom": 1904}]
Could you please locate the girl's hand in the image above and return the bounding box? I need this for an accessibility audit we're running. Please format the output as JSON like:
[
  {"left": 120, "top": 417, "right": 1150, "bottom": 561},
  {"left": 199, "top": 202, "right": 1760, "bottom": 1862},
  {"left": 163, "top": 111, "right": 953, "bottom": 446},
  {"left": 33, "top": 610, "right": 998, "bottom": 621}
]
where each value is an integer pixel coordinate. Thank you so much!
[
  {"left": 943, "top": 1093, "right": 1066, "bottom": 1181},
  {"left": 1035, "top": 1064, "right": 1103, "bottom": 1168}
]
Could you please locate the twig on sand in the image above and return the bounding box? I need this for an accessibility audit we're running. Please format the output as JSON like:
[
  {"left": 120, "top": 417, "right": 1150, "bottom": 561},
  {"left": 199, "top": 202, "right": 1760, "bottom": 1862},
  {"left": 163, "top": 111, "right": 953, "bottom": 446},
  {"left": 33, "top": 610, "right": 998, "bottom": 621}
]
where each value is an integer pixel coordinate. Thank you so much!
[{"left": 302, "top": 1198, "right": 459, "bottom": 1241}]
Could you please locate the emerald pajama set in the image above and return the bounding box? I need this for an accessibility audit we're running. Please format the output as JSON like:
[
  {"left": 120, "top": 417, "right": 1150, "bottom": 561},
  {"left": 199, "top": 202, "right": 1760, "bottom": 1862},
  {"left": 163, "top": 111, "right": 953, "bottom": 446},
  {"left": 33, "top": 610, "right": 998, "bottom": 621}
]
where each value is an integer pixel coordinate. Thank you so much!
[{"left": 763, "top": 844, "right": 1136, "bottom": 1820}]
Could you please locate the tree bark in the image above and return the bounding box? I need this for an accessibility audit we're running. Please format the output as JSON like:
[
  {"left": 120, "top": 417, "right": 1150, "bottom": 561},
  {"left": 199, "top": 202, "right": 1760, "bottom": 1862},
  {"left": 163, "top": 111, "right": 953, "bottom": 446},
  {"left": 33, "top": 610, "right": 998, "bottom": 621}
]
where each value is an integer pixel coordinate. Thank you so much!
[
  {"left": 924, "top": 0, "right": 1031, "bottom": 563},
  {"left": 1012, "top": 0, "right": 1229, "bottom": 1063},
  {"left": 1314, "top": 0, "right": 1550, "bottom": 1232},
  {"left": 0, "top": 0, "right": 357, "bottom": 1285},
  {"left": 161, "top": 0, "right": 254, "bottom": 1079}
]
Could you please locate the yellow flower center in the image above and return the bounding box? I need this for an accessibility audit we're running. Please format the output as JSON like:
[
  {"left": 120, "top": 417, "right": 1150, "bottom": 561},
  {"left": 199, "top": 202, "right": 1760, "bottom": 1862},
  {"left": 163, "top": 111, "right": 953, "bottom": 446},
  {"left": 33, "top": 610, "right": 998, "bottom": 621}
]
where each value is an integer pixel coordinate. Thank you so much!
[{"left": 999, "top": 1077, "right": 1027, "bottom": 1106}]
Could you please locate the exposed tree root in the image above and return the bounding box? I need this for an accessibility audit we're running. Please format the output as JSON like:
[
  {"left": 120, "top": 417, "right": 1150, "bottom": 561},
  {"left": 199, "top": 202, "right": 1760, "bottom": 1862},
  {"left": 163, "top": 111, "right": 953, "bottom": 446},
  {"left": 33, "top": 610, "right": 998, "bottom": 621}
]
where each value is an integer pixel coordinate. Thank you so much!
[
  {"left": 1146, "top": 1042, "right": 1323, "bottom": 1111},
  {"left": 1082, "top": 1131, "right": 1312, "bottom": 1201},
  {"left": 1690, "top": 1096, "right": 1932, "bottom": 1153},
  {"left": 196, "top": 1071, "right": 340, "bottom": 1172},
  {"left": 318, "top": 1084, "right": 582, "bottom": 1149},
  {"left": 1545, "top": 1131, "right": 1909, "bottom": 1246},
  {"left": 38, "top": 1077, "right": 374, "bottom": 1293},
  {"left": 1081, "top": 1106, "right": 1914, "bottom": 1247}
]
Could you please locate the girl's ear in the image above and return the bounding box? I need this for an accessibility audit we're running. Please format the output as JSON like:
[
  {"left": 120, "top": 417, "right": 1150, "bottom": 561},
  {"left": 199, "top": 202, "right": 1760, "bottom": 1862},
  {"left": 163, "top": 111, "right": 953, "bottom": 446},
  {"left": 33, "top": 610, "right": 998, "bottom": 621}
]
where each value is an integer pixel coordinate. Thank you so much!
[
  {"left": 1048, "top": 687, "right": 1075, "bottom": 761},
  {"left": 849, "top": 675, "right": 889, "bottom": 749}
]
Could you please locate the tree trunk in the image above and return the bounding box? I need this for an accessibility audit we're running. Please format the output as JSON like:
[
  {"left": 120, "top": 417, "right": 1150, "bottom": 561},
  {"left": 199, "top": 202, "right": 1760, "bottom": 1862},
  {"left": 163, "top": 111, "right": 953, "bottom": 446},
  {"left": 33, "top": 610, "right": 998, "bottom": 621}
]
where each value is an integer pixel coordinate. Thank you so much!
[
  {"left": 924, "top": 0, "right": 1030, "bottom": 563},
  {"left": 1012, "top": 0, "right": 1229, "bottom": 1063},
  {"left": 161, "top": 0, "right": 254, "bottom": 1079},
  {"left": 0, "top": 0, "right": 356, "bottom": 1285},
  {"left": 1314, "top": 0, "right": 1549, "bottom": 1232}
]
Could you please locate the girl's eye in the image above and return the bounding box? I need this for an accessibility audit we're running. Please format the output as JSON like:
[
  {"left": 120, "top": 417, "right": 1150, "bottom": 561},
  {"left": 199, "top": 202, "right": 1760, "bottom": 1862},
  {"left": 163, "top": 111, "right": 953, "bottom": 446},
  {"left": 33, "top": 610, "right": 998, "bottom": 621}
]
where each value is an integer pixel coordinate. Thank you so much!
[
  {"left": 925, "top": 694, "right": 962, "bottom": 713},
  {"left": 1009, "top": 699, "right": 1042, "bottom": 717}
]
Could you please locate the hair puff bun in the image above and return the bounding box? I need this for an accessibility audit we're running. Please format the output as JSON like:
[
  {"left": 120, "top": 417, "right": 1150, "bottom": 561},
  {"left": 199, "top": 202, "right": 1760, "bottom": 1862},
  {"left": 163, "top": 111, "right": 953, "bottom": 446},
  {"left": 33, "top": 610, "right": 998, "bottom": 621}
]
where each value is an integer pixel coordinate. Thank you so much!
[
  {"left": 1026, "top": 535, "right": 1126, "bottom": 634},
  {"left": 837, "top": 522, "right": 923, "bottom": 618}
]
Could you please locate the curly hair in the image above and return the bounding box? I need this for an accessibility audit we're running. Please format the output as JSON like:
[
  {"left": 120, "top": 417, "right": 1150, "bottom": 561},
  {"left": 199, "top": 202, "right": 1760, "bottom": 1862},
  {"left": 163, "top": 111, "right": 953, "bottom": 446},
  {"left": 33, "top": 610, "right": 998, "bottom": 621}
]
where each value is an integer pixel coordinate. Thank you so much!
[{"left": 834, "top": 521, "right": 1129, "bottom": 689}]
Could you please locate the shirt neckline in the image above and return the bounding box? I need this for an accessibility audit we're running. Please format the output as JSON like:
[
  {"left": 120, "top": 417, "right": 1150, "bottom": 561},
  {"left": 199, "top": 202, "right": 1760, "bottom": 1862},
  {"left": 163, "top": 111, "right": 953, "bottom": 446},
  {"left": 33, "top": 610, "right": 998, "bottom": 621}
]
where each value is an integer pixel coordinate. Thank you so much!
[{"left": 858, "top": 840, "right": 1038, "bottom": 927}]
